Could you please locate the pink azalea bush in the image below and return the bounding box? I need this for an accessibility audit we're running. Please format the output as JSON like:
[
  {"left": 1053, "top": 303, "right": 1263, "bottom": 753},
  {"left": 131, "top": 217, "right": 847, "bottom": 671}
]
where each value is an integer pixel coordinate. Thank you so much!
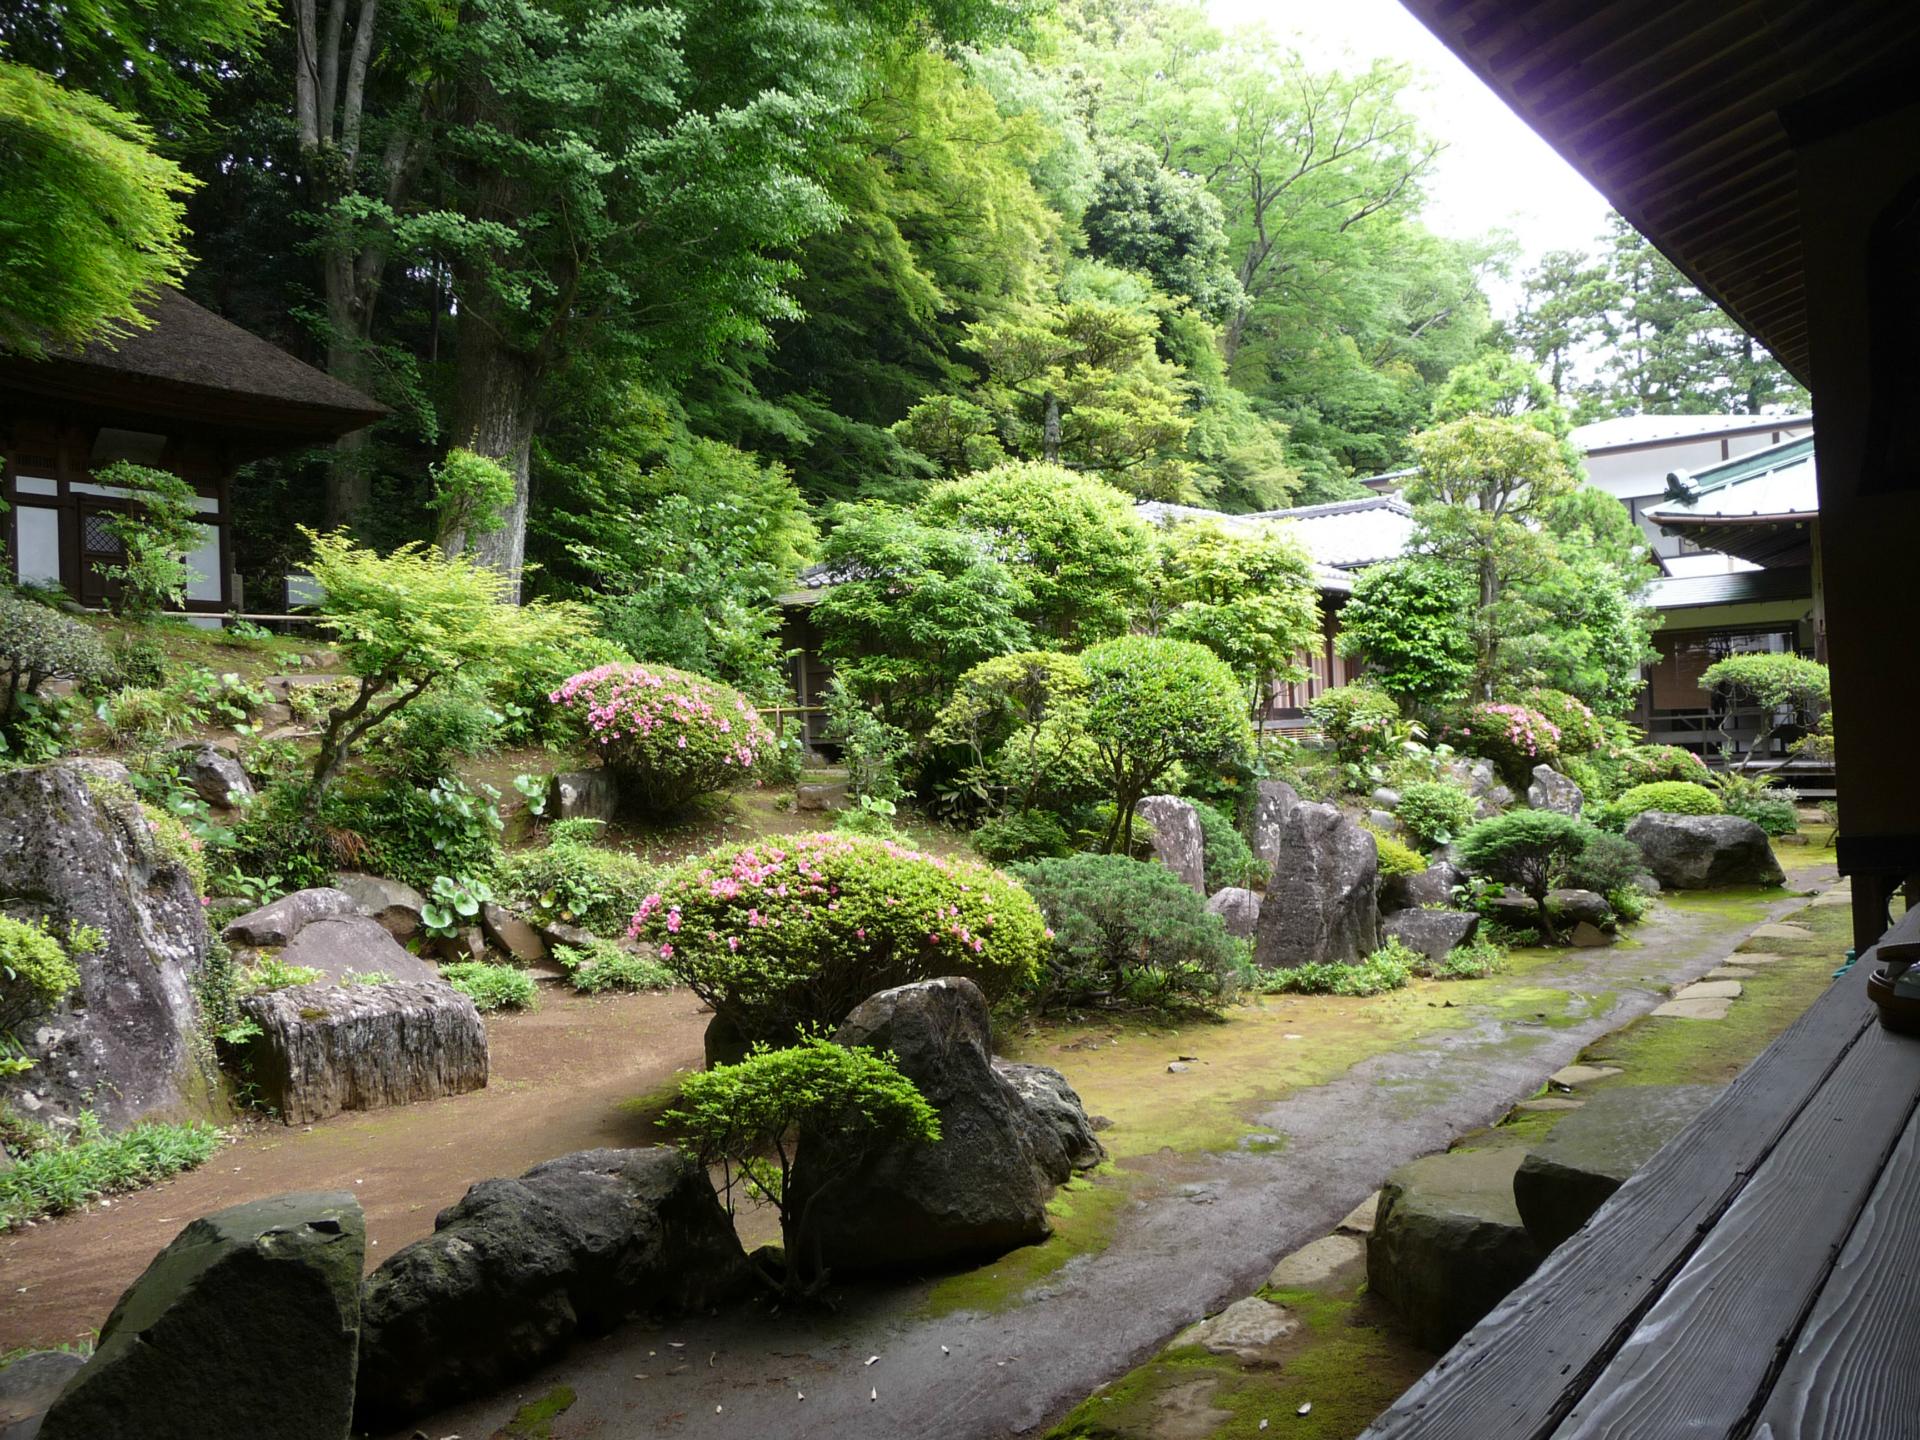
[
  {"left": 1449, "top": 700, "right": 1562, "bottom": 786},
  {"left": 550, "top": 662, "right": 776, "bottom": 813},
  {"left": 631, "top": 833, "right": 1048, "bottom": 1044}
]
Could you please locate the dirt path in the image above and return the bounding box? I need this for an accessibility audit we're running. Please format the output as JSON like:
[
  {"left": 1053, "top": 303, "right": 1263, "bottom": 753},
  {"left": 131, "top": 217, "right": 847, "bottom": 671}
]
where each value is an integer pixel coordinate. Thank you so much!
[
  {"left": 0, "top": 987, "right": 711, "bottom": 1350},
  {"left": 406, "top": 877, "right": 1835, "bottom": 1440}
]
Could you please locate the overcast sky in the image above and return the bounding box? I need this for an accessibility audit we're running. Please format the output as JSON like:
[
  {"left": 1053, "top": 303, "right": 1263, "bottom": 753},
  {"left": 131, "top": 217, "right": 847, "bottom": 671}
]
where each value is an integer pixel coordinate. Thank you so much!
[{"left": 1207, "top": 0, "right": 1615, "bottom": 312}]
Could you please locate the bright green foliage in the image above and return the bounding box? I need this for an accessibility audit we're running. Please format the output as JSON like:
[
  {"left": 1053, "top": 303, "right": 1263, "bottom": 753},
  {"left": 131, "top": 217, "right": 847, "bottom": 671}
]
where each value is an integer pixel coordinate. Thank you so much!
[
  {"left": 814, "top": 503, "right": 1030, "bottom": 733},
  {"left": 384, "top": 689, "right": 503, "bottom": 783},
  {"left": 499, "top": 823, "right": 657, "bottom": 938},
  {"left": 0, "top": 915, "right": 82, "bottom": 1037},
  {"left": 493, "top": 632, "right": 635, "bottom": 747},
  {"left": 917, "top": 462, "right": 1152, "bottom": 645},
  {"left": 1430, "top": 352, "right": 1564, "bottom": 435},
  {"left": 549, "top": 663, "right": 775, "bottom": 815},
  {"left": 1567, "top": 743, "right": 1709, "bottom": 804},
  {"left": 1010, "top": 852, "right": 1244, "bottom": 1014},
  {"left": 432, "top": 449, "right": 517, "bottom": 551},
  {"left": 1081, "top": 141, "right": 1242, "bottom": 320},
  {"left": 1562, "top": 829, "right": 1651, "bottom": 897},
  {"left": 556, "top": 938, "right": 676, "bottom": 994},
  {"left": 243, "top": 956, "right": 324, "bottom": 993},
  {"left": 831, "top": 796, "right": 902, "bottom": 839},
  {"left": 1188, "top": 799, "right": 1262, "bottom": 891},
  {"left": 1306, "top": 685, "right": 1404, "bottom": 769},
  {"left": 821, "top": 680, "right": 912, "bottom": 804},
  {"left": 971, "top": 810, "right": 1074, "bottom": 864},
  {"left": 1456, "top": 810, "right": 1597, "bottom": 942},
  {"left": 94, "top": 463, "right": 203, "bottom": 618},
  {"left": 0, "top": 1113, "right": 224, "bottom": 1230},
  {"left": 1611, "top": 781, "right": 1723, "bottom": 823},
  {"left": 0, "top": 63, "right": 195, "bottom": 357},
  {"left": 1712, "top": 772, "right": 1800, "bottom": 837},
  {"left": 1516, "top": 491, "right": 1660, "bottom": 714},
  {"left": 327, "top": 777, "right": 502, "bottom": 895},
  {"left": 1395, "top": 780, "right": 1478, "bottom": 850},
  {"left": 1369, "top": 827, "right": 1427, "bottom": 879},
  {"left": 440, "top": 961, "right": 537, "bottom": 1012},
  {"left": 1156, "top": 520, "right": 1321, "bottom": 713},
  {"left": 0, "top": 593, "right": 112, "bottom": 736},
  {"left": 421, "top": 875, "right": 496, "bottom": 940},
  {"left": 1701, "top": 654, "right": 1831, "bottom": 771},
  {"left": 1447, "top": 701, "right": 1563, "bottom": 788},
  {"left": 662, "top": 1037, "right": 939, "bottom": 1292},
  {"left": 1335, "top": 559, "right": 1477, "bottom": 709},
  {"left": 1079, "top": 636, "right": 1252, "bottom": 851},
  {"left": 1254, "top": 942, "right": 1418, "bottom": 997},
  {"left": 932, "top": 652, "right": 1089, "bottom": 815},
  {"left": 301, "top": 531, "right": 585, "bottom": 802},
  {"left": 1519, "top": 688, "right": 1604, "bottom": 754},
  {"left": 634, "top": 833, "right": 1047, "bottom": 1044}
]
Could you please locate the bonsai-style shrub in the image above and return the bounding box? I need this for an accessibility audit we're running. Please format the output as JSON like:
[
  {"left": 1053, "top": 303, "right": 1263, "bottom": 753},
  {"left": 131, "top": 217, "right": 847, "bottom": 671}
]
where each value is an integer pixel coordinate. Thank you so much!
[
  {"left": 663, "top": 1038, "right": 939, "bottom": 1294},
  {"left": 0, "top": 592, "right": 112, "bottom": 733},
  {"left": 1456, "top": 810, "right": 1598, "bottom": 943},
  {"left": 1395, "top": 780, "right": 1478, "bottom": 850},
  {"left": 1562, "top": 828, "right": 1652, "bottom": 897},
  {"left": 1079, "top": 635, "right": 1251, "bottom": 851},
  {"left": 497, "top": 819, "right": 656, "bottom": 936},
  {"left": 1611, "top": 780, "right": 1722, "bottom": 823},
  {"left": 1305, "top": 684, "right": 1403, "bottom": 769},
  {"left": 1009, "top": 852, "right": 1244, "bottom": 1013},
  {"left": 551, "top": 662, "right": 776, "bottom": 814},
  {"left": 1700, "top": 653, "right": 1830, "bottom": 772},
  {"left": 971, "top": 810, "right": 1074, "bottom": 864},
  {"left": 0, "top": 915, "right": 83, "bottom": 1039},
  {"left": 1519, "top": 688, "right": 1604, "bottom": 755},
  {"left": 633, "top": 834, "right": 1046, "bottom": 1044},
  {"left": 1189, "top": 799, "right": 1263, "bottom": 891},
  {"left": 438, "top": 960, "right": 536, "bottom": 1012},
  {"left": 1449, "top": 701, "right": 1561, "bottom": 787}
]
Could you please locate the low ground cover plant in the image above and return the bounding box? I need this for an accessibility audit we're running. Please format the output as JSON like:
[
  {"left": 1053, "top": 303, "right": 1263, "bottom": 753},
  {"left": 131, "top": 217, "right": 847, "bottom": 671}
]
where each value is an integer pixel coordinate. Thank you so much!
[
  {"left": 1394, "top": 779, "right": 1478, "bottom": 850},
  {"left": 0, "top": 1110, "right": 223, "bottom": 1229},
  {"left": 1010, "top": 851, "right": 1243, "bottom": 1013},
  {"left": 498, "top": 819, "right": 655, "bottom": 936},
  {"left": 555, "top": 938, "right": 676, "bottom": 994},
  {"left": 551, "top": 662, "right": 777, "bottom": 814},
  {"left": 1253, "top": 936, "right": 1505, "bottom": 994},
  {"left": 1368, "top": 826, "right": 1427, "bottom": 878},
  {"left": 634, "top": 833, "right": 1046, "bottom": 1045},
  {"left": 439, "top": 960, "right": 537, "bottom": 1011}
]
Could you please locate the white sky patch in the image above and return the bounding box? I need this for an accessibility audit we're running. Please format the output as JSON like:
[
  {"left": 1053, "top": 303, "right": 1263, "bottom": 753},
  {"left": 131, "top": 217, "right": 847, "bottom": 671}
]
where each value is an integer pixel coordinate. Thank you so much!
[{"left": 1206, "top": 0, "right": 1613, "bottom": 315}]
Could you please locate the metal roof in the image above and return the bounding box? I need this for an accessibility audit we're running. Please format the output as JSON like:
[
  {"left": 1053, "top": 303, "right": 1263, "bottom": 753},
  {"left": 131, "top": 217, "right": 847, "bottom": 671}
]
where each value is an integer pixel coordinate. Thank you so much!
[
  {"left": 1395, "top": 1, "right": 1920, "bottom": 388},
  {"left": 1571, "top": 413, "right": 1812, "bottom": 454},
  {"left": 1647, "top": 435, "right": 1818, "bottom": 523},
  {"left": 1138, "top": 495, "right": 1413, "bottom": 574},
  {"left": 1644, "top": 565, "right": 1813, "bottom": 611}
]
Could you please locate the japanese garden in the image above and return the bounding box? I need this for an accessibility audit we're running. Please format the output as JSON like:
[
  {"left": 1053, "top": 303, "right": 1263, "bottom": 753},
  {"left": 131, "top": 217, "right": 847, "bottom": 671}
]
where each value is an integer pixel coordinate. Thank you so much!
[{"left": 0, "top": 1, "right": 1869, "bottom": 1438}]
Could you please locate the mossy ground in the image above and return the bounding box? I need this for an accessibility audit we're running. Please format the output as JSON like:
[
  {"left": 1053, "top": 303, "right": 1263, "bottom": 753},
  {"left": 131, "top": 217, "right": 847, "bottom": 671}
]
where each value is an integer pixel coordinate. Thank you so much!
[{"left": 491, "top": 1385, "right": 577, "bottom": 1439}]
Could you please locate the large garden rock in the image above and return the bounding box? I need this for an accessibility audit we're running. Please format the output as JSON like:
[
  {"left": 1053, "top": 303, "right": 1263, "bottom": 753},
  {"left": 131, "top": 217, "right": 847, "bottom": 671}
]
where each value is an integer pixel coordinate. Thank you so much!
[
  {"left": 1206, "top": 886, "right": 1262, "bottom": 939},
  {"left": 1250, "top": 779, "right": 1301, "bottom": 873},
  {"left": 355, "top": 1147, "right": 745, "bottom": 1429},
  {"left": 0, "top": 762, "right": 212, "bottom": 1127},
  {"left": 1136, "top": 794, "right": 1206, "bottom": 893},
  {"left": 548, "top": 770, "right": 619, "bottom": 824},
  {"left": 222, "top": 887, "right": 358, "bottom": 947},
  {"left": 1368, "top": 1147, "right": 1542, "bottom": 1353},
  {"left": 1383, "top": 908, "right": 1479, "bottom": 964},
  {"left": 1514, "top": 1085, "right": 1717, "bottom": 1250},
  {"left": 0, "top": 1351, "right": 87, "bottom": 1440},
  {"left": 38, "top": 1192, "right": 363, "bottom": 1440},
  {"left": 1548, "top": 888, "right": 1615, "bottom": 929},
  {"left": 993, "top": 1060, "right": 1105, "bottom": 1182},
  {"left": 790, "top": 977, "right": 1075, "bottom": 1271},
  {"left": 481, "top": 902, "right": 548, "bottom": 965},
  {"left": 1625, "top": 812, "right": 1785, "bottom": 889},
  {"left": 239, "top": 980, "right": 487, "bottom": 1125},
  {"left": 1254, "top": 801, "right": 1380, "bottom": 968},
  {"left": 165, "top": 741, "right": 252, "bottom": 809},
  {"left": 331, "top": 872, "right": 425, "bottom": 940},
  {"left": 275, "top": 915, "right": 439, "bottom": 986},
  {"left": 1381, "top": 860, "right": 1464, "bottom": 914},
  {"left": 1527, "top": 764, "right": 1584, "bottom": 817}
]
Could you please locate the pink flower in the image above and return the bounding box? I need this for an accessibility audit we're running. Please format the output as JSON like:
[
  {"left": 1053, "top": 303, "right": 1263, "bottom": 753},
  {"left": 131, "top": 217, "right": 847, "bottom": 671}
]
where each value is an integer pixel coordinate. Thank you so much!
[
  {"left": 855, "top": 928, "right": 867, "bottom": 940},
  {"left": 658, "top": 942, "right": 673, "bottom": 959},
  {"left": 727, "top": 936, "right": 740, "bottom": 951},
  {"left": 665, "top": 910, "right": 682, "bottom": 933}
]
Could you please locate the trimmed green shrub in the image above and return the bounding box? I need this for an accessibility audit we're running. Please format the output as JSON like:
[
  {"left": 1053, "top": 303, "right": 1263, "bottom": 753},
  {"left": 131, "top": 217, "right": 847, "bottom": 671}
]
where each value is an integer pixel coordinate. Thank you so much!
[
  {"left": 1395, "top": 780, "right": 1478, "bottom": 850},
  {"left": 1447, "top": 701, "right": 1561, "bottom": 786},
  {"left": 1305, "top": 684, "right": 1402, "bottom": 768},
  {"left": 1010, "top": 852, "right": 1244, "bottom": 1013},
  {"left": 1729, "top": 792, "right": 1798, "bottom": 837},
  {"left": 1619, "top": 744, "right": 1710, "bottom": 788},
  {"left": 0, "top": 915, "right": 82, "bottom": 1037},
  {"left": 551, "top": 662, "right": 776, "bottom": 814},
  {"left": 971, "top": 810, "right": 1074, "bottom": 864},
  {"left": 635, "top": 833, "right": 1046, "bottom": 1044},
  {"left": 385, "top": 689, "right": 502, "bottom": 781},
  {"left": 0, "top": 1113, "right": 223, "bottom": 1230},
  {"left": 1612, "top": 781, "right": 1722, "bottom": 821},
  {"left": 1457, "top": 810, "right": 1598, "bottom": 943},
  {"left": 1519, "top": 688, "right": 1604, "bottom": 754},
  {"left": 0, "top": 593, "right": 112, "bottom": 740},
  {"left": 498, "top": 823, "right": 655, "bottom": 937},
  {"left": 662, "top": 1038, "right": 938, "bottom": 1294},
  {"left": 1563, "top": 829, "right": 1652, "bottom": 899},
  {"left": 1188, "top": 799, "right": 1263, "bottom": 891},
  {"left": 1368, "top": 827, "right": 1427, "bottom": 879},
  {"left": 439, "top": 961, "right": 537, "bottom": 1012},
  {"left": 556, "top": 939, "right": 676, "bottom": 994}
]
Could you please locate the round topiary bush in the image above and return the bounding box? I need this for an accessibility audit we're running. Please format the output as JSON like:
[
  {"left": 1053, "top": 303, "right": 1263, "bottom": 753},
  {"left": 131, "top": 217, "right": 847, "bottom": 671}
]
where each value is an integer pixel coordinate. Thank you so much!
[
  {"left": 1448, "top": 701, "right": 1561, "bottom": 787},
  {"left": 1519, "top": 688, "right": 1604, "bottom": 755},
  {"left": 550, "top": 662, "right": 776, "bottom": 814},
  {"left": 1394, "top": 779, "right": 1478, "bottom": 850},
  {"left": 1618, "top": 744, "right": 1710, "bottom": 788},
  {"left": 631, "top": 833, "right": 1047, "bottom": 1044},
  {"left": 1613, "top": 780, "right": 1723, "bottom": 821},
  {"left": 1009, "top": 852, "right": 1244, "bottom": 1013}
]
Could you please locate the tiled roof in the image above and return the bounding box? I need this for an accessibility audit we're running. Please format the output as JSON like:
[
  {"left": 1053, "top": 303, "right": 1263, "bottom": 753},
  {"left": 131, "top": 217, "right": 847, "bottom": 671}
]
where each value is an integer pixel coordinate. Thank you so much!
[
  {"left": 1644, "top": 566, "right": 1813, "bottom": 611},
  {"left": 1645, "top": 435, "right": 1818, "bottom": 524},
  {"left": 1243, "top": 495, "right": 1415, "bottom": 569}
]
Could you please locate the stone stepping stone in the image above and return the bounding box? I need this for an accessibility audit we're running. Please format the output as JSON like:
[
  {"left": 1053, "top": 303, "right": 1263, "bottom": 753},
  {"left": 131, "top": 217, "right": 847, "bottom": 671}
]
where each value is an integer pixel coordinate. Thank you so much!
[
  {"left": 1336, "top": 1191, "right": 1382, "bottom": 1236},
  {"left": 1652, "top": 996, "right": 1733, "bottom": 1020},
  {"left": 1549, "top": 1064, "right": 1622, "bottom": 1089},
  {"left": 1704, "top": 965, "right": 1758, "bottom": 981},
  {"left": 1750, "top": 922, "right": 1813, "bottom": 940},
  {"left": 1514, "top": 1085, "right": 1719, "bottom": 1251},
  {"left": 1368, "top": 1147, "right": 1542, "bottom": 1352},
  {"left": 1267, "top": 1233, "right": 1365, "bottom": 1291},
  {"left": 1729, "top": 951, "right": 1783, "bottom": 964},
  {"left": 1675, "top": 979, "right": 1742, "bottom": 1000},
  {"left": 1810, "top": 891, "right": 1853, "bottom": 907},
  {"left": 1515, "top": 1096, "right": 1586, "bottom": 1113},
  {"left": 1176, "top": 1296, "right": 1299, "bottom": 1361}
]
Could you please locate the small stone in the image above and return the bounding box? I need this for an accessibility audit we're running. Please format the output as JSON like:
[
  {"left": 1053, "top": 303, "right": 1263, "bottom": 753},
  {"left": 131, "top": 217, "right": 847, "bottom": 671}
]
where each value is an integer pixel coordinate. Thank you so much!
[
  {"left": 1177, "top": 1296, "right": 1298, "bottom": 1361},
  {"left": 1568, "top": 921, "right": 1614, "bottom": 948},
  {"left": 1167, "top": 1061, "right": 1190, "bottom": 1074},
  {"left": 480, "top": 903, "right": 548, "bottom": 966},
  {"left": 1704, "top": 965, "right": 1757, "bottom": 980},
  {"left": 1674, "top": 979, "right": 1742, "bottom": 1000},
  {"left": 1548, "top": 1064, "right": 1621, "bottom": 1090},
  {"left": 1336, "top": 1192, "right": 1382, "bottom": 1235},
  {"left": 1652, "top": 996, "right": 1733, "bottom": 1020},
  {"left": 1205, "top": 887, "right": 1261, "bottom": 940},
  {"left": 1750, "top": 922, "right": 1813, "bottom": 940},
  {"left": 1266, "top": 1234, "right": 1364, "bottom": 1290}
]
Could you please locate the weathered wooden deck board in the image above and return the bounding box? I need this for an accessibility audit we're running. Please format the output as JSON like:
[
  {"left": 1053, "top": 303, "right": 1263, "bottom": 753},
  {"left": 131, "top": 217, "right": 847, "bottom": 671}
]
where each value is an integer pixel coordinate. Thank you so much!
[
  {"left": 1553, "top": 1014, "right": 1920, "bottom": 1438},
  {"left": 1752, "top": 1099, "right": 1920, "bottom": 1439},
  {"left": 1359, "top": 958, "right": 1876, "bottom": 1440}
]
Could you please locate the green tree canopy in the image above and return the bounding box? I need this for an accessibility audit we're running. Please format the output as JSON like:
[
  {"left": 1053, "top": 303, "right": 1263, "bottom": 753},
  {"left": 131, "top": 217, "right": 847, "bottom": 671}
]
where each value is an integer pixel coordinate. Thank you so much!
[{"left": 1152, "top": 519, "right": 1321, "bottom": 715}]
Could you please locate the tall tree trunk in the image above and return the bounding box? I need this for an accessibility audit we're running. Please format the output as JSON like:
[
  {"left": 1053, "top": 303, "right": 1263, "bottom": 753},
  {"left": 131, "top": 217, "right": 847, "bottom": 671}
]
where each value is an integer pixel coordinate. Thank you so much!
[
  {"left": 1042, "top": 391, "right": 1061, "bottom": 463},
  {"left": 447, "top": 317, "right": 539, "bottom": 600},
  {"left": 322, "top": 251, "right": 376, "bottom": 529}
]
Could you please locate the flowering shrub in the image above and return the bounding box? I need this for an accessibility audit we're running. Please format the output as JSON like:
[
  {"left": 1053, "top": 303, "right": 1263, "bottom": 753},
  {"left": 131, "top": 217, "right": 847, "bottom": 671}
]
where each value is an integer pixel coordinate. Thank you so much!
[
  {"left": 1305, "top": 684, "right": 1402, "bottom": 768},
  {"left": 551, "top": 663, "right": 776, "bottom": 814},
  {"left": 1519, "top": 688, "right": 1604, "bottom": 755},
  {"left": 1619, "top": 744, "right": 1710, "bottom": 788},
  {"left": 631, "top": 833, "right": 1048, "bottom": 1043},
  {"left": 1449, "top": 701, "right": 1561, "bottom": 786}
]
